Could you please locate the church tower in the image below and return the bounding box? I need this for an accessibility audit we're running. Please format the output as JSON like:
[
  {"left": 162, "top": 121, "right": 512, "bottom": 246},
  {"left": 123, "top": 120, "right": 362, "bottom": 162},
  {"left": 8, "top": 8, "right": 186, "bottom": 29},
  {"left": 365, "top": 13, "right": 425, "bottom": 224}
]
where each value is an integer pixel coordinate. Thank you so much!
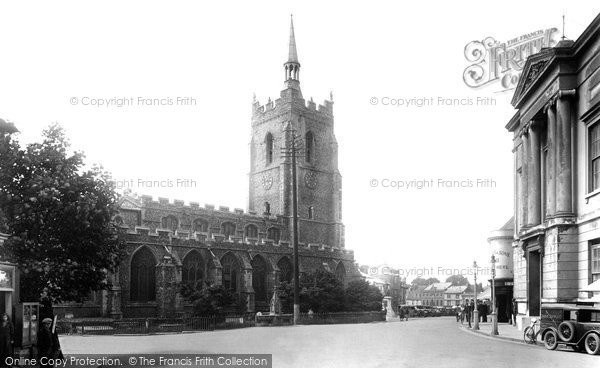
[{"left": 249, "top": 17, "right": 344, "bottom": 248}]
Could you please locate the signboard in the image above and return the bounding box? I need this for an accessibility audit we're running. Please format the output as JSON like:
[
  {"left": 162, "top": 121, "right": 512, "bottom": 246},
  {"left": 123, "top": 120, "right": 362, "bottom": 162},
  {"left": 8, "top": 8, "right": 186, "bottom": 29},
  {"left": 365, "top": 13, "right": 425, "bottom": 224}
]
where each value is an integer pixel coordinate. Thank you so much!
[{"left": 0, "top": 265, "right": 14, "bottom": 291}]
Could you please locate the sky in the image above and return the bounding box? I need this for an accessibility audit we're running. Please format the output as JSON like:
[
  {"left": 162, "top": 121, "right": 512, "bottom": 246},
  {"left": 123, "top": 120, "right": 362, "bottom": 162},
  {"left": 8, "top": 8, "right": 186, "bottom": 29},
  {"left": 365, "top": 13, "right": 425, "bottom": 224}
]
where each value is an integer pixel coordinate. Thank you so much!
[{"left": 1, "top": 1, "right": 599, "bottom": 284}]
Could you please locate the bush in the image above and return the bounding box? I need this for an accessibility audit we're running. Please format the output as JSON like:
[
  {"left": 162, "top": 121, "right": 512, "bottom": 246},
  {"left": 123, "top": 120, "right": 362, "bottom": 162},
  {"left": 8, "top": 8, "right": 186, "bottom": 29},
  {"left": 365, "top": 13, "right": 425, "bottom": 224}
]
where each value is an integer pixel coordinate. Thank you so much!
[
  {"left": 344, "top": 279, "right": 384, "bottom": 312},
  {"left": 182, "top": 283, "right": 244, "bottom": 316}
]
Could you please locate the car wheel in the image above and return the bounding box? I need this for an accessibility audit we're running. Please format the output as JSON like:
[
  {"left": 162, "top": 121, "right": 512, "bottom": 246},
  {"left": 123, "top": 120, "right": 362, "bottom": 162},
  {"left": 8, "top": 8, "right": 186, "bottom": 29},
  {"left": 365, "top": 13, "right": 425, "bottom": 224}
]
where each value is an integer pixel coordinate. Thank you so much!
[
  {"left": 558, "top": 321, "right": 576, "bottom": 342},
  {"left": 544, "top": 330, "right": 558, "bottom": 350},
  {"left": 584, "top": 333, "right": 600, "bottom": 355}
]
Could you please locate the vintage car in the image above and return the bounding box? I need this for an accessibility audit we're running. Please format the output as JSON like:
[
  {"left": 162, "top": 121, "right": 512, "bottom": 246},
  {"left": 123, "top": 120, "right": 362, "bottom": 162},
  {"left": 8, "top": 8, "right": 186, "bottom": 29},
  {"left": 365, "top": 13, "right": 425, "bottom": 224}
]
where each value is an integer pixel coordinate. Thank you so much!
[
  {"left": 412, "top": 305, "right": 430, "bottom": 317},
  {"left": 539, "top": 303, "right": 600, "bottom": 355}
]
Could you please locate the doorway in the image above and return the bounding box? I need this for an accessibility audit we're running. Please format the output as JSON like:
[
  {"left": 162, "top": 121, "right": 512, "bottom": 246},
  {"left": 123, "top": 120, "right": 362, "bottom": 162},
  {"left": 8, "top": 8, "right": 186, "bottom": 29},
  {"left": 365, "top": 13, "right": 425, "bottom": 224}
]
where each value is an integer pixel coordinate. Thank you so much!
[{"left": 527, "top": 251, "right": 541, "bottom": 316}]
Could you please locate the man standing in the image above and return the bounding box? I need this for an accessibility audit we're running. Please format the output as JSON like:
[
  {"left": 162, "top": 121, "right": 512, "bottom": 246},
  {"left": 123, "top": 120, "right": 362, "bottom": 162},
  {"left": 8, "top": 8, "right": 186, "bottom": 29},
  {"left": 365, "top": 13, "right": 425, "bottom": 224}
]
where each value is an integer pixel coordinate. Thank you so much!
[
  {"left": 465, "top": 300, "right": 472, "bottom": 328},
  {"left": 37, "top": 318, "right": 60, "bottom": 368},
  {"left": 512, "top": 298, "right": 518, "bottom": 327}
]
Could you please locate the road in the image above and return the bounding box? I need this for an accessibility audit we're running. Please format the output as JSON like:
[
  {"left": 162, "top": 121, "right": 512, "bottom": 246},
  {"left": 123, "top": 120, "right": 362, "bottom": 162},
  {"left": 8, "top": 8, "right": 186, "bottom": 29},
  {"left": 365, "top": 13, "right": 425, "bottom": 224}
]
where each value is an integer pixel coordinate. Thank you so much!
[{"left": 60, "top": 317, "right": 598, "bottom": 368}]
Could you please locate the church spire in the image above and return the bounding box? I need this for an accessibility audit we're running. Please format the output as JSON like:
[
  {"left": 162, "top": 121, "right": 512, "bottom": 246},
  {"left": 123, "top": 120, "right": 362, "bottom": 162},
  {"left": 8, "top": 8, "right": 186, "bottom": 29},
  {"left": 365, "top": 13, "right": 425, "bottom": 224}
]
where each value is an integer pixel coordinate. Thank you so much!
[
  {"left": 284, "top": 15, "right": 301, "bottom": 87},
  {"left": 288, "top": 15, "right": 299, "bottom": 63}
]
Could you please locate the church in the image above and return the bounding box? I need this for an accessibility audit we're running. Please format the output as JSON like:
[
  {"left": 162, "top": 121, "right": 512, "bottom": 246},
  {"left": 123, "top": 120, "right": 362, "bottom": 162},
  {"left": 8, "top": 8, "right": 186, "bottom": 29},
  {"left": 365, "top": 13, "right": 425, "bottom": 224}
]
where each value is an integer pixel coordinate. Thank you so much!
[{"left": 55, "top": 18, "right": 360, "bottom": 319}]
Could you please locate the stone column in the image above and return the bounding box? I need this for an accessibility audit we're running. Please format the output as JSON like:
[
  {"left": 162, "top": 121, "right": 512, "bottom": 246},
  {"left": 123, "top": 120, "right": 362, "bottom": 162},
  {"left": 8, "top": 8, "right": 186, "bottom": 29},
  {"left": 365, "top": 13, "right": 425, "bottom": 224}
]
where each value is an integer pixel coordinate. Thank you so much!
[
  {"left": 520, "top": 132, "right": 529, "bottom": 230},
  {"left": 156, "top": 255, "right": 178, "bottom": 318},
  {"left": 527, "top": 122, "right": 542, "bottom": 226},
  {"left": 242, "top": 268, "right": 255, "bottom": 312},
  {"left": 545, "top": 103, "right": 557, "bottom": 219},
  {"left": 107, "top": 270, "right": 123, "bottom": 319},
  {"left": 555, "top": 90, "right": 575, "bottom": 217}
]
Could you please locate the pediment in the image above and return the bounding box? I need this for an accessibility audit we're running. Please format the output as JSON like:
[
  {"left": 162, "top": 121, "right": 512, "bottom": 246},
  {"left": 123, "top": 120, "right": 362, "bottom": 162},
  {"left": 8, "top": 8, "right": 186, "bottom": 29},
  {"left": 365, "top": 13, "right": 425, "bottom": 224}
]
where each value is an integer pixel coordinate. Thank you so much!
[
  {"left": 511, "top": 49, "right": 555, "bottom": 107},
  {"left": 119, "top": 197, "right": 141, "bottom": 211}
]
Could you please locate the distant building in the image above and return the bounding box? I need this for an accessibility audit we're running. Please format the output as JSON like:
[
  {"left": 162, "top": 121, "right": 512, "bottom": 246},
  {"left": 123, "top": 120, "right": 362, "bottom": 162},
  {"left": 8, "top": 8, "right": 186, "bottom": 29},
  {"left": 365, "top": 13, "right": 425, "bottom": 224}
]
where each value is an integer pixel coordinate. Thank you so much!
[
  {"left": 444, "top": 285, "right": 468, "bottom": 306},
  {"left": 505, "top": 13, "right": 600, "bottom": 321},
  {"left": 406, "top": 286, "right": 426, "bottom": 306},
  {"left": 423, "top": 282, "right": 452, "bottom": 306}
]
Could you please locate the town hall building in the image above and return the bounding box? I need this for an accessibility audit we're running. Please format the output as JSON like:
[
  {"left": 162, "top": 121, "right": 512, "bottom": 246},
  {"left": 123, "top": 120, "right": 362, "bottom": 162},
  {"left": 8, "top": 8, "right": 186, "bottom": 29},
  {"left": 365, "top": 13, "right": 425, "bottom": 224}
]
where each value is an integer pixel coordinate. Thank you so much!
[{"left": 506, "top": 13, "right": 600, "bottom": 324}]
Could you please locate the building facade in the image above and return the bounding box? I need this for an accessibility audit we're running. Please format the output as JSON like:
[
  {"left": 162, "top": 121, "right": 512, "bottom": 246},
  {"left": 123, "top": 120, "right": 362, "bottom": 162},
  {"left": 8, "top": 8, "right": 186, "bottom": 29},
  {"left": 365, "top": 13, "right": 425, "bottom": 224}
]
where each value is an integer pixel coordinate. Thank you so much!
[
  {"left": 55, "top": 18, "right": 360, "bottom": 319},
  {"left": 506, "top": 14, "right": 600, "bottom": 320},
  {"left": 422, "top": 282, "right": 451, "bottom": 306},
  {"left": 444, "top": 285, "right": 468, "bottom": 307}
]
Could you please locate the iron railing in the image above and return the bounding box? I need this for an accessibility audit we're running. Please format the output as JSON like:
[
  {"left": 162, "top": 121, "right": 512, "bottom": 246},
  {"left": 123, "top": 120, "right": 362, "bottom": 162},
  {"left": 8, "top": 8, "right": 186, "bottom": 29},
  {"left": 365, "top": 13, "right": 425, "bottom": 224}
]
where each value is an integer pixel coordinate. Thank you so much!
[{"left": 56, "top": 315, "right": 255, "bottom": 335}]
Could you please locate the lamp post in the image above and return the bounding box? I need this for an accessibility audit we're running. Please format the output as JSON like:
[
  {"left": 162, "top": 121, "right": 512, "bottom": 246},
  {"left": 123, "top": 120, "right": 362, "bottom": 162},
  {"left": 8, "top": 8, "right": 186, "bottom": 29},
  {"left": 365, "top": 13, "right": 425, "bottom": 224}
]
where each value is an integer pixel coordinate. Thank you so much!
[
  {"left": 491, "top": 255, "right": 499, "bottom": 335},
  {"left": 473, "top": 261, "right": 479, "bottom": 330}
]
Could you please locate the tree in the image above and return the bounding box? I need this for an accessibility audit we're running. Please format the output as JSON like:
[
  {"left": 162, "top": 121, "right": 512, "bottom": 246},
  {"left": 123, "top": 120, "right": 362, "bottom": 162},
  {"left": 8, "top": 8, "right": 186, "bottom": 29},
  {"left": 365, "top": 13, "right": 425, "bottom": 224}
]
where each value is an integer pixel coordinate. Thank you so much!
[
  {"left": 410, "top": 277, "right": 429, "bottom": 287},
  {"left": 344, "top": 279, "right": 383, "bottom": 312},
  {"left": 301, "top": 269, "right": 345, "bottom": 313},
  {"left": 426, "top": 277, "right": 440, "bottom": 285},
  {"left": 182, "top": 284, "right": 243, "bottom": 316},
  {"left": 276, "top": 270, "right": 346, "bottom": 313},
  {"left": 445, "top": 274, "right": 469, "bottom": 286},
  {"left": 0, "top": 123, "right": 124, "bottom": 305},
  {"left": 411, "top": 277, "right": 439, "bottom": 287}
]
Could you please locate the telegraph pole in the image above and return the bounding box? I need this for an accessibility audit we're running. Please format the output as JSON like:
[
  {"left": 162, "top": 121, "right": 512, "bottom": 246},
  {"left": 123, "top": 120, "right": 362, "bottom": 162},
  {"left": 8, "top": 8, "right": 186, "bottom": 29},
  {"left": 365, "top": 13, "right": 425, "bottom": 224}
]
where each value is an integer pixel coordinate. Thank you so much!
[{"left": 282, "top": 122, "right": 304, "bottom": 325}]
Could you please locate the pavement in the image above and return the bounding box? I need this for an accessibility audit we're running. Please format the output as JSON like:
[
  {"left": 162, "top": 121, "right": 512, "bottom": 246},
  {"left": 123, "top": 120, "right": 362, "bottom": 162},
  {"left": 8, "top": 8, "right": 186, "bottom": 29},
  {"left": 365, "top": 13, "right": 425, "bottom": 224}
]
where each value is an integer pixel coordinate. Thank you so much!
[
  {"left": 57, "top": 317, "right": 598, "bottom": 368},
  {"left": 459, "top": 320, "right": 534, "bottom": 345}
]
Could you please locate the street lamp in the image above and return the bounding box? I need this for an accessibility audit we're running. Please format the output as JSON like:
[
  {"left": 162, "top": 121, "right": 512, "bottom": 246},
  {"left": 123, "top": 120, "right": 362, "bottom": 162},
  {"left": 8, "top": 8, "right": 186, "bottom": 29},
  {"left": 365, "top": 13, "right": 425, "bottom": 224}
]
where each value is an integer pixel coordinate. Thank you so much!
[
  {"left": 491, "top": 255, "right": 499, "bottom": 335},
  {"left": 473, "top": 261, "right": 479, "bottom": 330}
]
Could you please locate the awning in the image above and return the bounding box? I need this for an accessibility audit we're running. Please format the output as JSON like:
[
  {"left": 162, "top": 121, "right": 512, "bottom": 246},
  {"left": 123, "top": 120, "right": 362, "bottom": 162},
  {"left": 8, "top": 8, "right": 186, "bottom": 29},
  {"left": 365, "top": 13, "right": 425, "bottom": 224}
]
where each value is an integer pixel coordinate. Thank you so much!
[
  {"left": 477, "top": 287, "right": 491, "bottom": 300},
  {"left": 580, "top": 279, "right": 600, "bottom": 292}
]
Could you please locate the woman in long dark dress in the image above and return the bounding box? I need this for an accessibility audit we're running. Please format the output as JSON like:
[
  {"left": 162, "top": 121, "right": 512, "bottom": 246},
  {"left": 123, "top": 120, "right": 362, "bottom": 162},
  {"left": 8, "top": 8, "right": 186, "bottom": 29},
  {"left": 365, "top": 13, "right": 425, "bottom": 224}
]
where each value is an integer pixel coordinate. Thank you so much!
[{"left": 0, "top": 313, "right": 14, "bottom": 368}]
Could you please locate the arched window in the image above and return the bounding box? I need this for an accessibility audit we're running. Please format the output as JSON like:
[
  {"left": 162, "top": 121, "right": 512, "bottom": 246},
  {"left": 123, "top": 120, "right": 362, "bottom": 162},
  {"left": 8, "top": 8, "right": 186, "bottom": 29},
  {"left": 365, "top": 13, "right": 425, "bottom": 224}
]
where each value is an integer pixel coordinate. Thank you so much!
[
  {"left": 251, "top": 255, "right": 268, "bottom": 302},
  {"left": 221, "top": 222, "right": 236, "bottom": 238},
  {"left": 267, "top": 227, "right": 280, "bottom": 243},
  {"left": 182, "top": 251, "right": 204, "bottom": 288},
  {"left": 335, "top": 262, "right": 346, "bottom": 283},
  {"left": 305, "top": 131, "right": 315, "bottom": 163},
  {"left": 265, "top": 133, "right": 274, "bottom": 165},
  {"left": 308, "top": 206, "right": 314, "bottom": 220},
  {"left": 193, "top": 219, "right": 209, "bottom": 233},
  {"left": 221, "top": 253, "right": 240, "bottom": 292},
  {"left": 113, "top": 215, "right": 123, "bottom": 225},
  {"left": 161, "top": 215, "right": 178, "bottom": 232},
  {"left": 130, "top": 247, "right": 156, "bottom": 302},
  {"left": 277, "top": 257, "right": 293, "bottom": 283},
  {"left": 245, "top": 224, "right": 259, "bottom": 238},
  {"left": 264, "top": 202, "right": 271, "bottom": 215}
]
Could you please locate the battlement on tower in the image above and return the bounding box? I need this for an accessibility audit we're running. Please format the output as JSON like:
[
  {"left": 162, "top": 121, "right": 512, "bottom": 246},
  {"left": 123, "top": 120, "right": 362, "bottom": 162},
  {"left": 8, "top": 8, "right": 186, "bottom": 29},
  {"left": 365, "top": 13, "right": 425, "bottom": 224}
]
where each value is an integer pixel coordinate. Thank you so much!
[{"left": 252, "top": 94, "right": 333, "bottom": 123}]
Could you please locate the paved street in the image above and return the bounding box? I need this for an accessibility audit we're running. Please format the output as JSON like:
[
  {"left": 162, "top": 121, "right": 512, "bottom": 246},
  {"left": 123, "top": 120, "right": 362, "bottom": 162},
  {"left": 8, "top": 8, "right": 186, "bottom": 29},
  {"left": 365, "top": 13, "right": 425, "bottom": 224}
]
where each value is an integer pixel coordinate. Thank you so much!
[{"left": 60, "top": 317, "right": 598, "bottom": 368}]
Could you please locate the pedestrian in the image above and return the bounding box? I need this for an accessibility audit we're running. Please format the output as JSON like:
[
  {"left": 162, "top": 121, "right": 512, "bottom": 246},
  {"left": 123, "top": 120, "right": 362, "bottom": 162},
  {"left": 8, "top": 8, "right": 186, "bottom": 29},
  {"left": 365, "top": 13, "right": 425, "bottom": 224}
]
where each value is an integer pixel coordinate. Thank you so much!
[
  {"left": 37, "top": 317, "right": 61, "bottom": 368},
  {"left": 512, "top": 298, "right": 518, "bottom": 327},
  {"left": 480, "top": 301, "right": 488, "bottom": 323},
  {"left": 399, "top": 306, "right": 405, "bottom": 321},
  {"left": 460, "top": 304, "right": 465, "bottom": 324},
  {"left": 0, "top": 313, "right": 13, "bottom": 368},
  {"left": 404, "top": 307, "right": 409, "bottom": 321},
  {"left": 465, "top": 300, "right": 472, "bottom": 328}
]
